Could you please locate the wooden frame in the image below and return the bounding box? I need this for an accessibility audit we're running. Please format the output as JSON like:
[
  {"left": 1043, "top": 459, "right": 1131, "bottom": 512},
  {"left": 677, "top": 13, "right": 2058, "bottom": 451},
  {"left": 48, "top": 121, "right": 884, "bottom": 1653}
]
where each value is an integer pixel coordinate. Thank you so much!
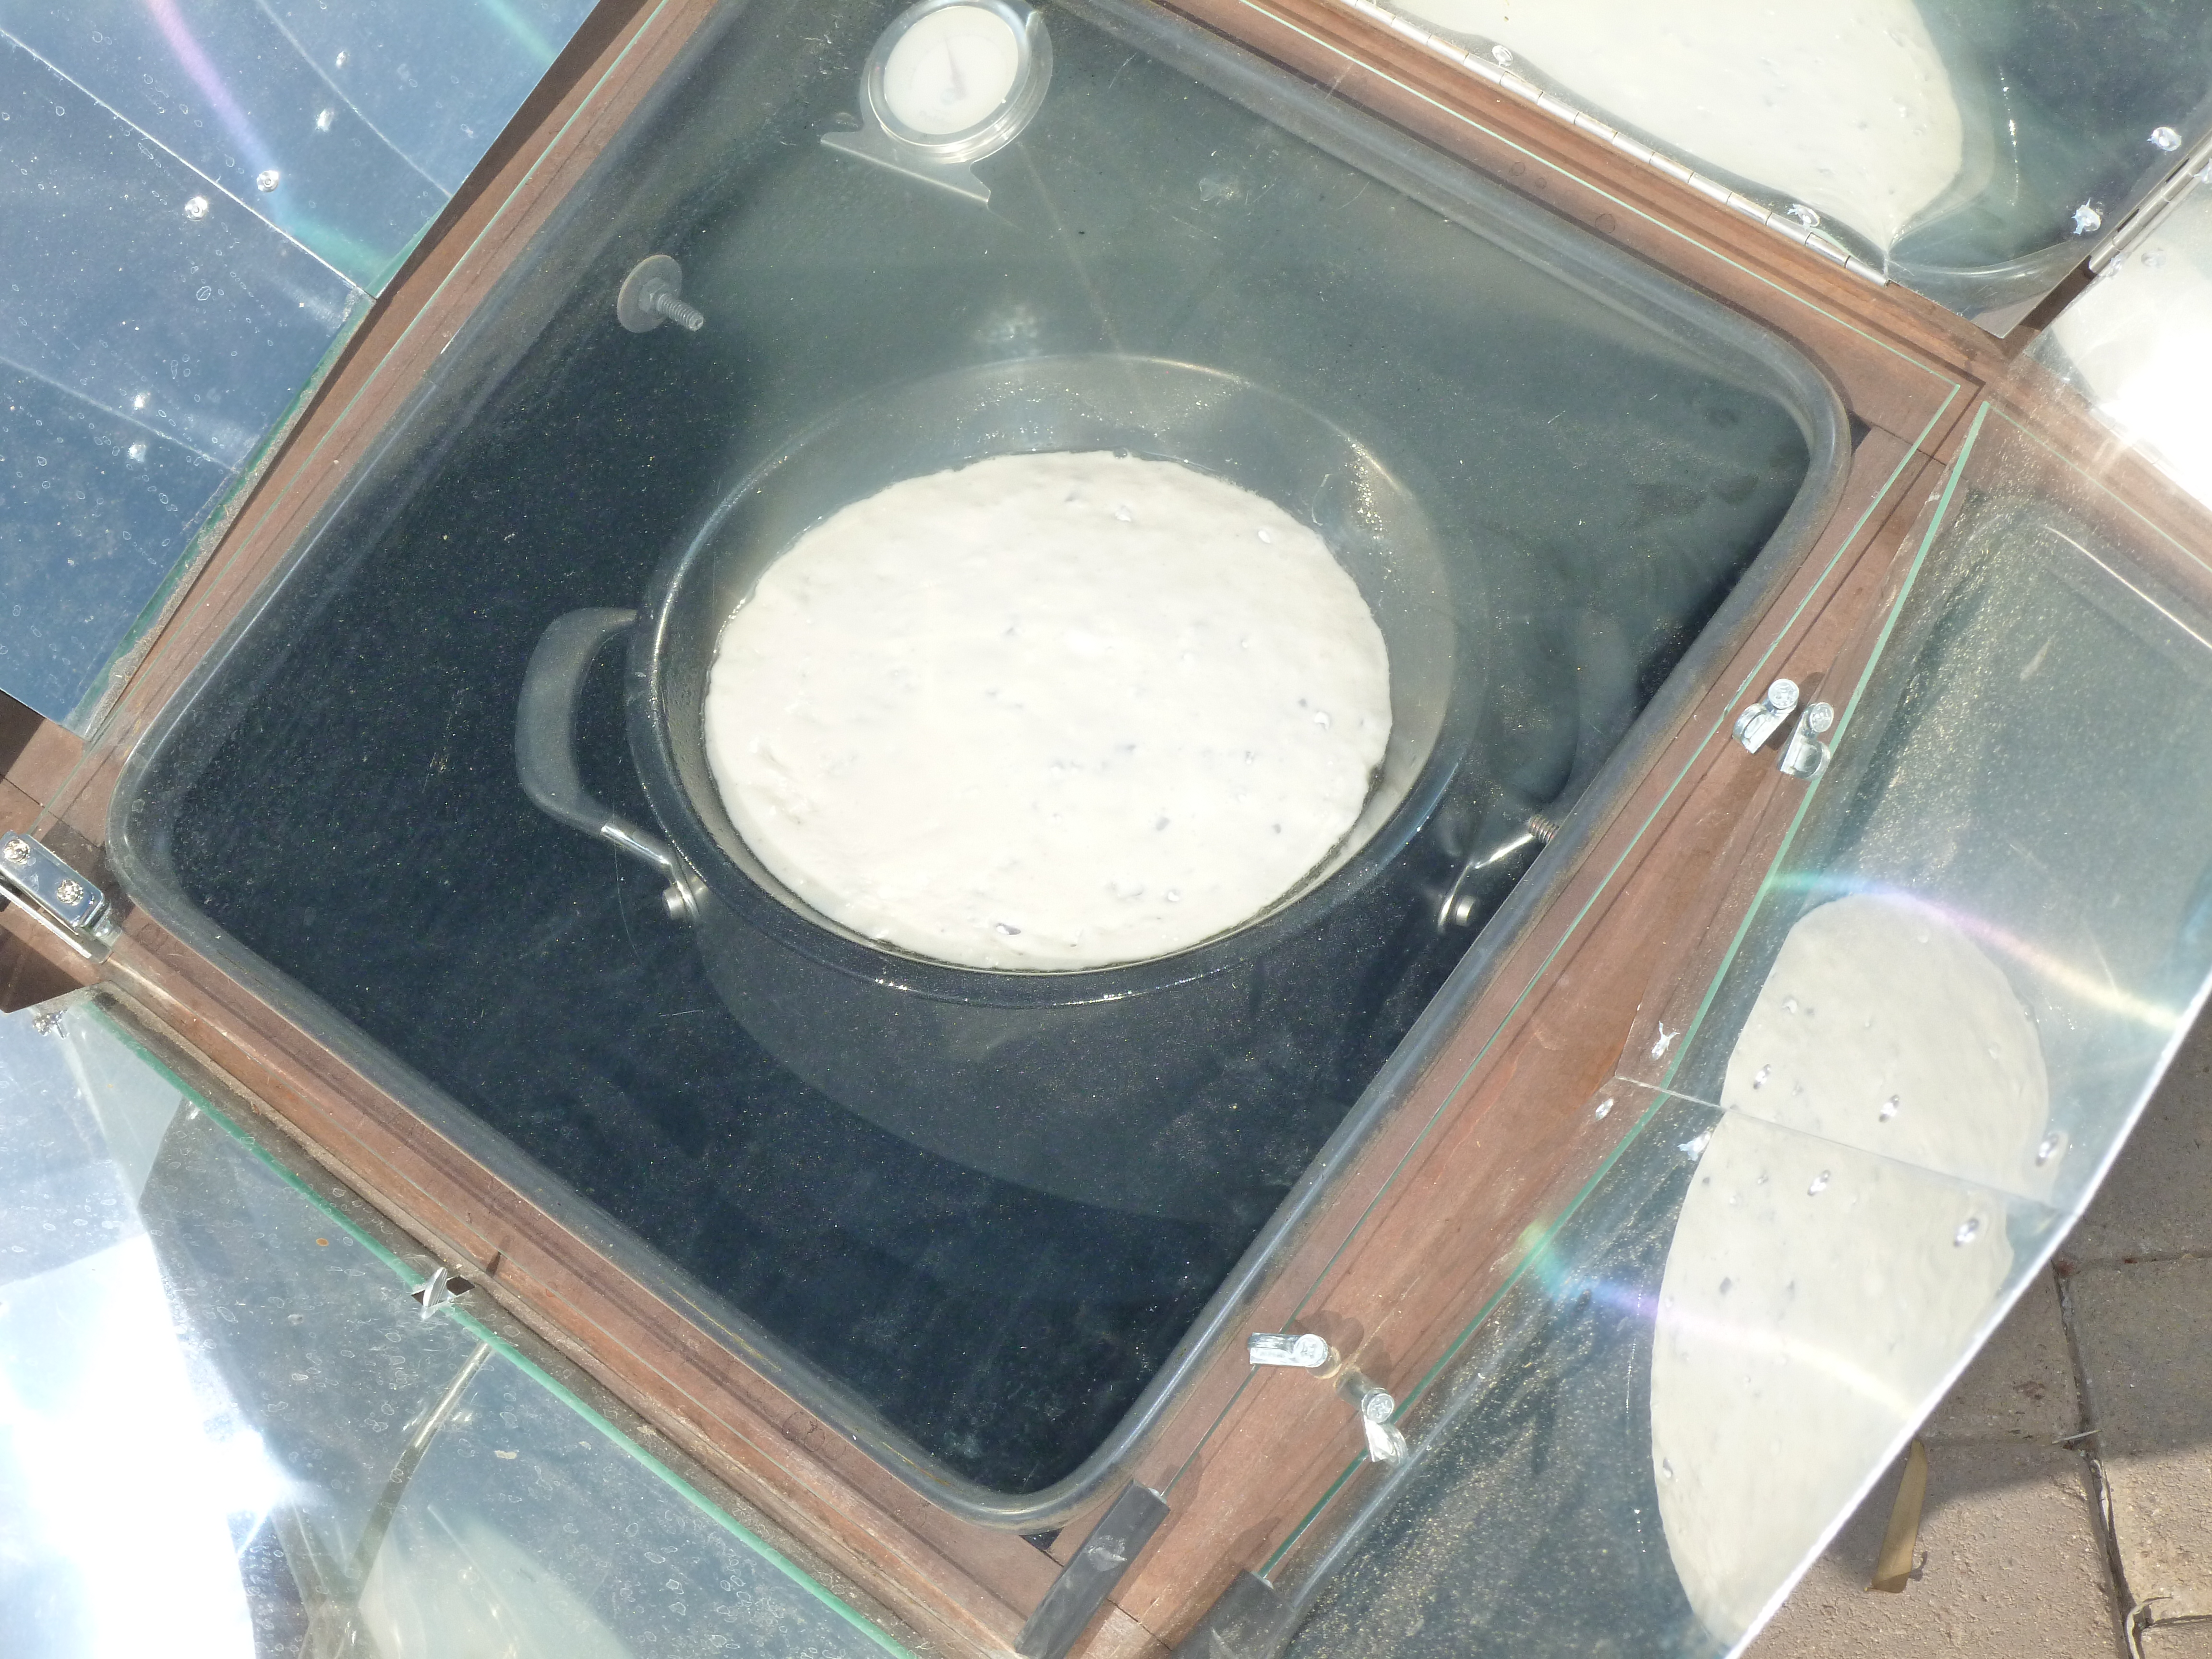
[{"left": 10, "top": 1, "right": 2211, "bottom": 1655}]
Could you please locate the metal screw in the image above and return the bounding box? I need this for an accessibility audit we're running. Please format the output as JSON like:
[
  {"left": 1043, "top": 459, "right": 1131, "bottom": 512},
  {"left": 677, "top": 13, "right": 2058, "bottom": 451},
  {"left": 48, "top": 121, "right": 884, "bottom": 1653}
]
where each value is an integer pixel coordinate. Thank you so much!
[
  {"left": 1803, "top": 701, "right": 1834, "bottom": 736},
  {"left": 183, "top": 195, "right": 209, "bottom": 220},
  {"left": 255, "top": 168, "right": 281, "bottom": 192},
  {"left": 1787, "top": 203, "right": 1821, "bottom": 229},
  {"left": 54, "top": 878, "right": 84, "bottom": 906},
  {"left": 1490, "top": 44, "right": 1514, "bottom": 66},
  {"left": 2, "top": 838, "right": 28, "bottom": 865},
  {"left": 617, "top": 254, "right": 706, "bottom": 334},
  {"left": 652, "top": 291, "right": 703, "bottom": 330},
  {"left": 2072, "top": 202, "right": 2104, "bottom": 236},
  {"left": 2151, "top": 125, "right": 2182, "bottom": 152}
]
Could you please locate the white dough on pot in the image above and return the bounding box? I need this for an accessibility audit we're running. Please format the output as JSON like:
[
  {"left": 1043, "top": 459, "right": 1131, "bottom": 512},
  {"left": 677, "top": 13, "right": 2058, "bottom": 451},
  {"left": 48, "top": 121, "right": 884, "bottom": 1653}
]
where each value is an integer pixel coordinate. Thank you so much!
[{"left": 703, "top": 451, "right": 1393, "bottom": 972}]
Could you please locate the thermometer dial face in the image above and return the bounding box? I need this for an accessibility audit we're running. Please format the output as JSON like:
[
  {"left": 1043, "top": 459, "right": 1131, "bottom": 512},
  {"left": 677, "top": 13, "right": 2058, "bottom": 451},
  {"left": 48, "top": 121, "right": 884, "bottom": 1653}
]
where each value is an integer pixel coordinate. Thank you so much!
[
  {"left": 864, "top": 0, "right": 1049, "bottom": 161},
  {"left": 881, "top": 5, "right": 1022, "bottom": 137}
]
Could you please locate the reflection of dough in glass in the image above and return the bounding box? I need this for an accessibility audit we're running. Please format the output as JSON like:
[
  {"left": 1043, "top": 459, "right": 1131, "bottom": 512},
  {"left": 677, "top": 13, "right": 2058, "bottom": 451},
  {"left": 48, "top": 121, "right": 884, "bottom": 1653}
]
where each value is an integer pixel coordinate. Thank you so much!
[
  {"left": 1719, "top": 891, "right": 2053, "bottom": 1197},
  {"left": 704, "top": 452, "right": 1392, "bottom": 972},
  {"left": 360, "top": 1512, "right": 632, "bottom": 1659},
  {"left": 1394, "top": 0, "right": 1963, "bottom": 251},
  {"left": 1650, "top": 894, "right": 2049, "bottom": 1644}
]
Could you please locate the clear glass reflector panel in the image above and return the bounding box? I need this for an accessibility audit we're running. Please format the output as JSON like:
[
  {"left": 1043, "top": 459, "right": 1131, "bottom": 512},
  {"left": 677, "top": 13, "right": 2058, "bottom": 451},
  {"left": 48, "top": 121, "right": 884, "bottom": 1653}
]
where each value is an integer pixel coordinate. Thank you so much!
[
  {"left": 0, "top": 35, "right": 362, "bottom": 471},
  {"left": 0, "top": 30, "right": 366, "bottom": 727},
  {"left": 260, "top": 0, "right": 601, "bottom": 197},
  {"left": 0, "top": 0, "right": 596, "bottom": 726},
  {"left": 1382, "top": 0, "right": 2212, "bottom": 327},
  {"left": 4, "top": 0, "right": 448, "bottom": 292},
  {"left": 0, "top": 996, "right": 904, "bottom": 1659},
  {"left": 0, "top": 364, "right": 234, "bottom": 728},
  {"left": 1279, "top": 399, "right": 2212, "bottom": 1655}
]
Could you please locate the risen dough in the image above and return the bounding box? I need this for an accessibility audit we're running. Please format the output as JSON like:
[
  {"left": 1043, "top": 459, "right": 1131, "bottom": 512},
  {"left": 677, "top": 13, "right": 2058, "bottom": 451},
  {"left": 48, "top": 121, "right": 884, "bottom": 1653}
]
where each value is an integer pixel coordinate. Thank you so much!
[
  {"left": 1395, "top": 0, "right": 1964, "bottom": 252},
  {"left": 703, "top": 452, "right": 1392, "bottom": 970},
  {"left": 1651, "top": 894, "right": 2052, "bottom": 1643}
]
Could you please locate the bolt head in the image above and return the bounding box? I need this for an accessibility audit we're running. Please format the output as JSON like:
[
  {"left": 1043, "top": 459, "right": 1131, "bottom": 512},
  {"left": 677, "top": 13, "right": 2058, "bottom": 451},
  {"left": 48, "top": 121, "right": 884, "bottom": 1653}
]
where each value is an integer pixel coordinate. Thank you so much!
[
  {"left": 1766, "top": 678, "right": 1799, "bottom": 713},
  {"left": 2152, "top": 125, "right": 2183, "bottom": 152},
  {"left": 54, "top": 879, "right": 84, "bottom": 907},
  {"left": 2, "top": 838, "right": 29, "bottom": 865},
  {"left": 255, "top": 168, "right": 281, "bottom": 192}
]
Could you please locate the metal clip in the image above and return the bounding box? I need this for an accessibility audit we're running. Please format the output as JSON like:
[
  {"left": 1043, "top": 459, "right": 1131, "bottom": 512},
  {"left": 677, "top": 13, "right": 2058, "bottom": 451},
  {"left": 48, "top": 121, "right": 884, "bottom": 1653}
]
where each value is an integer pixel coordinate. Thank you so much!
[
  {"left": 411, "top": 1266, "right": 474, "bottom": 1319},
  {"left": 1731, "top": 678, "right": 1800, "bottom": 753},
  {"left": 1778, "top": 702, "right": 1835, "bottom": 781},
  {"left": 1247, "top": 1331, "right": 1333, "bottom": 1369},
  {"left": 1341, "top": 1371, "right": 1408, "bottom": 1463},
  {"left": 1247, "top": 1332, "right": 1407, "bottom": 1463},
  {"left": 0, "top": 833, "right": 121, "bottom": 960}
]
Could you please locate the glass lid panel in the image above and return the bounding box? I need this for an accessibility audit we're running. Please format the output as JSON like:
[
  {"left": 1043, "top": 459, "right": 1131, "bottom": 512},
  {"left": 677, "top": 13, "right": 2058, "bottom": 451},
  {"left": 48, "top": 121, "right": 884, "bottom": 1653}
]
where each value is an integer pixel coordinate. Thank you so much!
[
  {"left": 1262, "top": 397, "right": 2212, "bottom": 1654},
  {"left": 112, "top": 0, "right": 1838, "bottom": 1506},
  {"left": 1376, "top": 0, "right": 2212, "bottom": 329},
  {"left": 0, "top": 995, "right": 902, "bottom": 1659}
]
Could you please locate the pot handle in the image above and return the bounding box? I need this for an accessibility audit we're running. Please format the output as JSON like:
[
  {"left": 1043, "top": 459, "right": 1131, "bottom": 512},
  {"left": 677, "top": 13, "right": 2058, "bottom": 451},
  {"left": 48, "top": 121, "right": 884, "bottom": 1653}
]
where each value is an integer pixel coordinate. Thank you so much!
[{"left": 517, "top": 608, "right": 692, "bottom": 913}]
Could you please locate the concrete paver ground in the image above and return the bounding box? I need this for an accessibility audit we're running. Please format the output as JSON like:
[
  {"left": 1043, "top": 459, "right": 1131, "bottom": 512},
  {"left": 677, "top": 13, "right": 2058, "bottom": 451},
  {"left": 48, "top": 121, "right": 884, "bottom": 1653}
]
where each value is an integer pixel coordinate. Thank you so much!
[
  {"left": 2073, "top": 1258, "right": 2212, "bottom": 1623},
  {"left": 2141, "top": 1621, "right": 2212, "bottom": 1656},
  {"left": 1749, "top": 1442, "right": 2119, "bottom": 1657},
  {"left": 1923, "top": 1269, "right": 2077, "bottom": 1445},
  {"left": 1746, "top": 1004, "right": 2212, "bottom": 1657}
]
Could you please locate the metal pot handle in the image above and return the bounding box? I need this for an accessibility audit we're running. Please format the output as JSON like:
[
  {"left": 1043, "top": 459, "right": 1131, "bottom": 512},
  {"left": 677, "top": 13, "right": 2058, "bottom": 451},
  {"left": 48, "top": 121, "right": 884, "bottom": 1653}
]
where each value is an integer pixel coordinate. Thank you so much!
[{"left": 517, "top": 608, "right": 693, "bottom": 915}]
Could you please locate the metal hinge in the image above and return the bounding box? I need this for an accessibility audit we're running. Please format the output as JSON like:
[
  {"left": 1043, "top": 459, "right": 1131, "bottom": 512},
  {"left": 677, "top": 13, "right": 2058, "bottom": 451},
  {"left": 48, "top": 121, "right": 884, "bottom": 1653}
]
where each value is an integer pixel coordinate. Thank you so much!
[
  {"left": 1249, "top": 1331, "right": 1408, "bottom": 1463},
  {"left": 2090, "top": 125, "right": 2212, "bottom": 275},
  {"left": 0, "top": 832, "right": 122, "bottom": 960}
]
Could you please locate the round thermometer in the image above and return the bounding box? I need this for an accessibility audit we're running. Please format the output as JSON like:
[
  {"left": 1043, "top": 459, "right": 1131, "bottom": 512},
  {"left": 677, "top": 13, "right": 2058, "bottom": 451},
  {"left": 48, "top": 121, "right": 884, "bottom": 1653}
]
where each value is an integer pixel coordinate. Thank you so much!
[{"left": 863, "top": 0, "right": 1051, "bottom": 162}]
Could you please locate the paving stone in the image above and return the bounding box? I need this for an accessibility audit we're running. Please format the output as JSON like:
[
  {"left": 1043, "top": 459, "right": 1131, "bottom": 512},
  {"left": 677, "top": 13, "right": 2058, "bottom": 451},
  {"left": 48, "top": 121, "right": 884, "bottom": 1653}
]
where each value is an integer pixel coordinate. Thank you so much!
[
  {"left": 1747, "top": 1442, "right": 2120, "bottom": 1658},
  {"left": 2064, "top": 1011, "right": 2212, "bottom": 1264},
  {"left": 2069, "top": 1258, "right": 2212, "bottom": 1619},
  {"left": 2143, "top": 1620, "right": 2212, "bottom": 1657},
  {"left": 1923, "top": 1270, "right": 2078, "bottom": 1445}
]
